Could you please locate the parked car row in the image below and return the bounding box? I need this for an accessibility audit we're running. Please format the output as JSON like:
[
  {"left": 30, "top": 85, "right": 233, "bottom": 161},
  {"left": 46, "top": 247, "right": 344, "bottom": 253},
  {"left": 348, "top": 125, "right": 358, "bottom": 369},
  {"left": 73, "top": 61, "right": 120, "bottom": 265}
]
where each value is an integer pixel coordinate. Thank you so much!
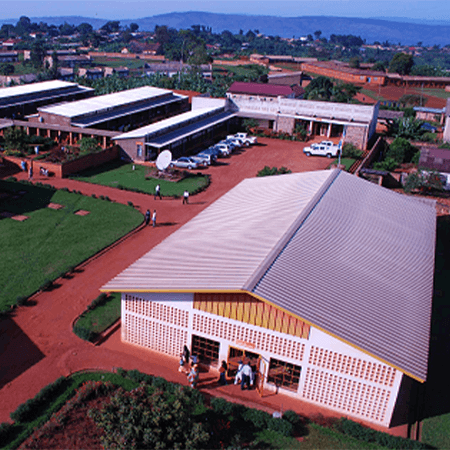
[{"left": 170, "top": 133, "right": 258, "bottom": 169}]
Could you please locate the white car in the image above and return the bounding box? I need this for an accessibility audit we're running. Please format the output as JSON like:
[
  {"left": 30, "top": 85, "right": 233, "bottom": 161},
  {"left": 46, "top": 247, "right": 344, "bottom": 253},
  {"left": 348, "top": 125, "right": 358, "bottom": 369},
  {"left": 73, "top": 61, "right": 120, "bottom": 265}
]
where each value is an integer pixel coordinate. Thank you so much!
[
  {"left": 234, "top": 132, "right": 257, "bottom": 146},
  {"left": 213, "top": 143, "right": 232, "bottom": 156},
  {"left": 170, "top": 157, "right": 200, "bottom": 169},
  {"left": 303, "top": 143, "right": 340, "bottom": 158}
]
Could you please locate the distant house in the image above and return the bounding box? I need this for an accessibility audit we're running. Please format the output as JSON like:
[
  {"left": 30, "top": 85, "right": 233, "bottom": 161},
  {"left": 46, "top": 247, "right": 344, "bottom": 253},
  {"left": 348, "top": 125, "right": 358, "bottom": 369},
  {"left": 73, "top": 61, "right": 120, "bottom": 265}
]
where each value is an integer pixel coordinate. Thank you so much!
[
  {"left": 78, "top": 67, "right": 103, "bottom": 80},
  {"left": 418, "top": 146, "right": 450, "bottom": 190},
  {"left": 125, "top": 41, "right": 161, "bottom": 55},
  {"left": 104, "top": 66, "right": 129, "bottom": 78},
  {"left": 45, "top": 54, "right": 92, "bottom": 69},
  {"left": 0, "top": 51, "right": 18, "bottom": 63},
  {"left": 144, "top": 62, "right": 212, "bottom": 82}
]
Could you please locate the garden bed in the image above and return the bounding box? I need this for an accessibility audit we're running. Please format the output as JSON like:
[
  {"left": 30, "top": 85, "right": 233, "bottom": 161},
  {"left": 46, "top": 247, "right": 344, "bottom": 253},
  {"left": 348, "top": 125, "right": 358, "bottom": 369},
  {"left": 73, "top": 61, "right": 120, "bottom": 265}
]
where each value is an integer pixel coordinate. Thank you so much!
[
  {"left": 73, "top": 293, "right": 121, "bottom": 343},
  {"left": 70, "top": 160, "right": 210, "bottom": 196}
]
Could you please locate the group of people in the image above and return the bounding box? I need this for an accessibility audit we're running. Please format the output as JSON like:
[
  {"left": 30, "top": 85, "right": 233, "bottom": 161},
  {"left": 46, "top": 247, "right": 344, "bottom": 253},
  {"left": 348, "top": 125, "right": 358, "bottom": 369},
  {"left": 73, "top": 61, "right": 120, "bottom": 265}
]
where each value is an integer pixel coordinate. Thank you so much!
[
  {"left": 144, "top": 209, "right": 156, "bottom": 227},
  {"left": 179, "top": 345, "right": 200, "bottom": 388},
  {"left": 218, "top": 359, "right": 255, "bottom": 390}
]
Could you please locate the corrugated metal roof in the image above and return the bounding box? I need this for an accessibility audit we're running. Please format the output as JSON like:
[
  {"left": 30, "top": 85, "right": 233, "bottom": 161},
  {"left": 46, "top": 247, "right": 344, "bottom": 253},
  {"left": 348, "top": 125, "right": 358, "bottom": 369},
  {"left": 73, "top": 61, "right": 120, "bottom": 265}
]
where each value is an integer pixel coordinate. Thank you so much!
[
  {"left": 114, "top": 107, "right": 225, "bottom": 140},
  {"left": 253, "top": 171, "right": 435, "bottom": 382},
  {"left": 38, "top": 86, "right": 177, "bottom": 118},
  {"left": 102, "top": 170, "right": 435, "bottom": 381},
  {"left": 0, "top": 80, "right": 81, "bottom": 100},
  {"left": 102, "top": 170, "right": 334, "bottom": 292}
]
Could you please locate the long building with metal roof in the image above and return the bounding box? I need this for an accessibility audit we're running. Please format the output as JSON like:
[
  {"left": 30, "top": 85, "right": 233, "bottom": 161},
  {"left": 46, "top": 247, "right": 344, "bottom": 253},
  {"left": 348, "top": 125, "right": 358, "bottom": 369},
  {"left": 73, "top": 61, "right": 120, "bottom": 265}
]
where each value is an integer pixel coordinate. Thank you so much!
[
  {"left": 32, "top": 86, "right": 189, "bottom": 132},
  {"left": 114, "top": 100, "right": 236, "bottom": 160},
  {"left": 0, "top": 80, "right": 94, "bottom": 119},
  {"left": 102, "top": 169, "right": 436, "bottom": 427}
]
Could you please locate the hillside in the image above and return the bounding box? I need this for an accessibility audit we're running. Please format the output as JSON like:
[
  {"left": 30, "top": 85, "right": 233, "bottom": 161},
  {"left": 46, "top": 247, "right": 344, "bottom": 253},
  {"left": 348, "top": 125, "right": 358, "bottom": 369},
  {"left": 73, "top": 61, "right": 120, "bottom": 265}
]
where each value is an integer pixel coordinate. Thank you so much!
[{"left": 1, "top": 12, "right": 450, "bottom": 46}]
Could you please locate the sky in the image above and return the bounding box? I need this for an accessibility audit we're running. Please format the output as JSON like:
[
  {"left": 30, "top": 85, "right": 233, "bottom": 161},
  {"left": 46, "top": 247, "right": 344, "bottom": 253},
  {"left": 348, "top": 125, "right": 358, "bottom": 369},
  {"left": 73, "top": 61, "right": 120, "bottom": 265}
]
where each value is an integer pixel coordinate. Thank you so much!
[{"left": 0, "top": 0, "right": 449, "bottom": 22}]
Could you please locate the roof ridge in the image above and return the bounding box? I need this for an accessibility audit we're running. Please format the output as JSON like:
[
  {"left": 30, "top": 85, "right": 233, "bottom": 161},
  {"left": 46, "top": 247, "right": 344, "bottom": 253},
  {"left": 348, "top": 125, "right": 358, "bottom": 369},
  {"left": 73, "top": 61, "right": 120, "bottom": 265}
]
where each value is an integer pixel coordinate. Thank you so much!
[{"left": 243, "top": 169, "right": 341, "bottom": 292}]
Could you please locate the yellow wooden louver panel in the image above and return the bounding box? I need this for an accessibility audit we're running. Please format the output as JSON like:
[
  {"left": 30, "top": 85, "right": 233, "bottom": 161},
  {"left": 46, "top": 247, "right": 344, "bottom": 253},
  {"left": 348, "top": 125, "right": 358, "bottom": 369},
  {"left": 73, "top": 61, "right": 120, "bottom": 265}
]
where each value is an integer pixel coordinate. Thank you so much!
[{"left": 194, "top": 293, "right": 310, "bottom": 339}]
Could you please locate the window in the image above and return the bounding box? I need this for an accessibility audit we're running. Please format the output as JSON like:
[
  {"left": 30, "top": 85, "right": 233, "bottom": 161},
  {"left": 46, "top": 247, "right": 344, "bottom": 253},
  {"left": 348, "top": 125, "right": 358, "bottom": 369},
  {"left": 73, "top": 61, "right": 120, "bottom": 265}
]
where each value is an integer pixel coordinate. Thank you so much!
[
  {"left": 267, "top": 358, "right": 302, "bottom": 391},
  {"left": 136, "top": 144, "right": 142, "bottom": 157},
  {"left": 191, "top": 335, "right": 220, "bottom": 365}
]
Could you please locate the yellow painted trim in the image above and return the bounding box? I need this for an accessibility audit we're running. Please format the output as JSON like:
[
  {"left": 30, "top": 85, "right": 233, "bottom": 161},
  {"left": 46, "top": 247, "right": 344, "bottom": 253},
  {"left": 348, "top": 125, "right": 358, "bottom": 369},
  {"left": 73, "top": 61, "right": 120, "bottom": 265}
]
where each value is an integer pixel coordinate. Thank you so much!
[{"left": 104, "top": 287, "right": 425, "bottom": 383}]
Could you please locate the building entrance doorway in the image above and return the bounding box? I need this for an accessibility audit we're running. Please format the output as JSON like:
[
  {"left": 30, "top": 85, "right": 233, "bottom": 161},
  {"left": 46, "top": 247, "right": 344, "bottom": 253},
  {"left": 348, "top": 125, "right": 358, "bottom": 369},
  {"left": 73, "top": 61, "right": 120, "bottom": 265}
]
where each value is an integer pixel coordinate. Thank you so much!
[{"left": 227, "top": 347, "right": 266, "bottom": 396}]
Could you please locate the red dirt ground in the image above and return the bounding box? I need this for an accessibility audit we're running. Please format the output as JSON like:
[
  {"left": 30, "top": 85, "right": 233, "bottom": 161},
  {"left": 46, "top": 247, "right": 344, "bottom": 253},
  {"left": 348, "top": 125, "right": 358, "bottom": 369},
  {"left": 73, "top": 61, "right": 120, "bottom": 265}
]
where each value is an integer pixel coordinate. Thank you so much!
[{"left": 0, "top": 138, "right": 408, "bottom": 440}]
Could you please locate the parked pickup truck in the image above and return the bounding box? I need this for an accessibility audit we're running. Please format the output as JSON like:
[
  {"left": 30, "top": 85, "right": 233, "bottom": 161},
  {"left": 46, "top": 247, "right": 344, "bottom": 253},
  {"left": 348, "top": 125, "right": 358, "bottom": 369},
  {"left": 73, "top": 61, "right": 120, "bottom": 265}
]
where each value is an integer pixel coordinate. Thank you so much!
[
  {"left": 303, "top": 143, "right": 340, "bottom": 158},
  {"left": 231, "top": 132, "right": 257, "bottom": 146}
]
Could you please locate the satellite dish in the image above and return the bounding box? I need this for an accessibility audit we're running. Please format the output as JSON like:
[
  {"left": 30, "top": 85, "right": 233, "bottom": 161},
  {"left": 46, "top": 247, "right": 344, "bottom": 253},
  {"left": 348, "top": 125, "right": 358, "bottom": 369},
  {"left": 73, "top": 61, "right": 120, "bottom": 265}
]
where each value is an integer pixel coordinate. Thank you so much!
[{"left": 156, "top": 150, "right": 172, "bottom": 171}]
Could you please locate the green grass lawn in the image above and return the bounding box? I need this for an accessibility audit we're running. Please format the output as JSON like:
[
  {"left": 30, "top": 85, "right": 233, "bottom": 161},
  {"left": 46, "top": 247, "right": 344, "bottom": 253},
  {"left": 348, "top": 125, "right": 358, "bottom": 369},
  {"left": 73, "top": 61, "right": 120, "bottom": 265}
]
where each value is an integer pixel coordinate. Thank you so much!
[
  {"left": 360, "top": 88, "right": 388, "bottom": 102},
  {"left": 91, "top": 56, "right": 149, "bottom": 69},
  {"left": 0, "top": 180, "right": 142, "bottom": 310},
  {"left": 416, "top": 88, "right": 450, "bottom": 100},
  {"left": 70, "top": 160, "right": 209, "bottom": 196},
  {"left": 328, "top": 157, "right": 356, "bottom": 171},
  {"left": 74, "top": 292, "right": 121, "bottom": 341}
]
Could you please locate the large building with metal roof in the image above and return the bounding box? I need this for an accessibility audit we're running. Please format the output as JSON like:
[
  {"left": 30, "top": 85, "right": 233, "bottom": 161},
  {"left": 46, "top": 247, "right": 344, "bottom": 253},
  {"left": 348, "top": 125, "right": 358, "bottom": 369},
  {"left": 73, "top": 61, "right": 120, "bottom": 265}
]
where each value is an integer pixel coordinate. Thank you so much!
[
  {"left": 0, "top": 80, "right": 94, "bottom": 119},
  {"left": 31, "top": 86, "right": 189, "bottom": 132},
  {"left": 227, "top": 81, "right": 379, "bottom": 149},
  {"left": 113, "top": 98, "right": 236, "bottom": 160},
  {"left": 102, "top": 169, "right": 436, "bottom": 427}
]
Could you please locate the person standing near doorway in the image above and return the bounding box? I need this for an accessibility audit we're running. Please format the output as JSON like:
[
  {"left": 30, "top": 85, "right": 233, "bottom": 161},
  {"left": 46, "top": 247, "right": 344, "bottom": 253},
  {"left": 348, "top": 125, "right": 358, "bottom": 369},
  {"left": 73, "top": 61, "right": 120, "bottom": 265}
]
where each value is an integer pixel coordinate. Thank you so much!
[{"left": 240, "top": 360, "right": 252, "bottom": 390}]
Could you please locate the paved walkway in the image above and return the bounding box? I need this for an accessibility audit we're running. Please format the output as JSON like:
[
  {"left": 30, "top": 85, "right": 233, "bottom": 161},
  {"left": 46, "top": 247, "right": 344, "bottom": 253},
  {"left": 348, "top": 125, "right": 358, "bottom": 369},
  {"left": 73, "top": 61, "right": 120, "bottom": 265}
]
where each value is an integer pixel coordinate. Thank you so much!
[{"left": 0, "top": 139, "right": 408, "bottom": 438}]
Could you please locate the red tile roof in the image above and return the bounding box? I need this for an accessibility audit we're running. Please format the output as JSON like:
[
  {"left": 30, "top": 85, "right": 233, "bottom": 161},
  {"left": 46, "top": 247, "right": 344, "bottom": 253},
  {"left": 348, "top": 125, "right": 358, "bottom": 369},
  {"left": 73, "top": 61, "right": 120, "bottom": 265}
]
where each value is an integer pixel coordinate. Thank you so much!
[{"left": 228, "top": 81, "right": 295, "bottom": 97}]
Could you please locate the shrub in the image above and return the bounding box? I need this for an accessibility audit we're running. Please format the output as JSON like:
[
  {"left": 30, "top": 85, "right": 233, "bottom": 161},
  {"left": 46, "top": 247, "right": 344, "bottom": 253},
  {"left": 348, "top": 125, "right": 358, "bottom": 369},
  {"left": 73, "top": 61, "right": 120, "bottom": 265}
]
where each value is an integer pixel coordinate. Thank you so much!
[
  {"left": 257, "top": 166, "right": 292, "bottom": 177},
  {"left": 39, "top": 279, "right": 53, "bottom": 292},
  {"left": 16, "top": 296, "right": 28, "bottom": 306},
  {"left": 73, "top": 323, "right": 97, "bottom": 342},
  {"left": 87, "top": 293, "right": 108, "bottom": 310},
  {"left": 211, "top": 397, "right": 234, "bottom": 416},
  {"left": 91, "top": 193, "right": 96, "bottom": 198},
  {"left": 282, "top": 409, "right": 301, "bottom": 426},
  {"left": 267, "top": 417, "right": 293, "bottom": 437},
  {"left": 341, "top": 143, "right": 363, "bottom": 159},
  {"left": 243, "top": 408, "right": 271, "bottom": 428},
  {"left": 115, "top": 367, "right": 127, "bottom": 378},
  {"left": 0, "top": 422, "right": 14, "bottom": 442},
  {"left": 336, "top": 418, "right": 427, "bottom": 449},
  {"left": 127, "top": 201, "right": 134, "bottom": 207},
  {"left": 10, "top": 377, "right": 67, "bottom": 423}
]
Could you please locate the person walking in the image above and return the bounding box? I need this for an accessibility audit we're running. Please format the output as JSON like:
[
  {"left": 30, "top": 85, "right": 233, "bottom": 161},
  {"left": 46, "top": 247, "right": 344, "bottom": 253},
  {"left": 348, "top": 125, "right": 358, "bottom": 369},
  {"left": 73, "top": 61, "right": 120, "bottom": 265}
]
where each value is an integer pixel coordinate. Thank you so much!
[
  {"left": 240, "top": 360, "right": 252, "bottom": 390},
  {"left": 28, "top": 166, "right": 33, "bottom": 181},
  {"left": 187, "top": 364, "right": 199, "bottom": 388},
  {"left": 152, "top": 210, "right": 157, "bottom": 228},
  {"left": 183, "top": 190, "right": 189, "bottom": 204},
  {"left": 154, "top": 184, "right": 161, "bottom": 200},
  {"left": 145, "top": 209, "right": 150, "bottom": 226}
]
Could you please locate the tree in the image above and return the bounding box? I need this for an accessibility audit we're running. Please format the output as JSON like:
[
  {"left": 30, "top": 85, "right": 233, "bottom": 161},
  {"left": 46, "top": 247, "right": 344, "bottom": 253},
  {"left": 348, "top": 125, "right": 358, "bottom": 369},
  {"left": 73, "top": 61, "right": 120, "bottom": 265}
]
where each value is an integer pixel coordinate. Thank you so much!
[
  {"left": 79, "top": 137, "right": 101, "bottom": 154},
  {"left": 348, "top": 57, "right": 360, "bottom": 68},
  {"left": 27, "top": 39, "right": 47, "bottom": 69},
  {"left": 0, "top": 63, "right": 14, "bottom": 75},
  {"left": 4, "top": 127, "right": 29, "bottom": 152},
  {"left": 304, "top": 76, "right": 334, "bottom": 100},
  {"left": 77, "top": 22, "right": 93, "bottom": 35},
  {"left": 388, "top": 53, "right": 414, "bottom": 75},
  {"left": 129, "top": 23, "right": 139, "bottom": 32},
  {"left": 371, "top": 61, "right": 386, "bottom": 72},
  {"left": 314, "top": 30, "right": 322, "bottom": 40},
  {"left": 101, "top": 20, "right": 121, "bottom": 33},
  {"left": 89, "top": 385, "right": 210, "bottom": 450}
]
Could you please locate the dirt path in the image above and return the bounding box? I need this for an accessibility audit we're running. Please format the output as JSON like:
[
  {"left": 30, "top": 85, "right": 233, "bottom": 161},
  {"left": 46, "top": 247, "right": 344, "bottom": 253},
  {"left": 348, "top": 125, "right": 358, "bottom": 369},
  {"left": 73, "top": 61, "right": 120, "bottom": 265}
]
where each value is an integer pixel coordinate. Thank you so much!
[{"left": 0, "top": 139, "right": 408, "bottom": 438}]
